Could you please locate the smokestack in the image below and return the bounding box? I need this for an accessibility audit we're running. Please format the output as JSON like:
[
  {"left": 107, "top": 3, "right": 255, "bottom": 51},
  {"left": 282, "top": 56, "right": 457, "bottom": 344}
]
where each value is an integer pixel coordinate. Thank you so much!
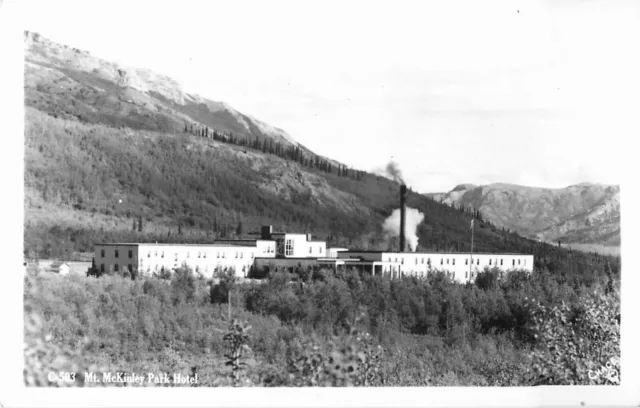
[{"left": 400, "top": 184, "right": 407, "bottom": 252}]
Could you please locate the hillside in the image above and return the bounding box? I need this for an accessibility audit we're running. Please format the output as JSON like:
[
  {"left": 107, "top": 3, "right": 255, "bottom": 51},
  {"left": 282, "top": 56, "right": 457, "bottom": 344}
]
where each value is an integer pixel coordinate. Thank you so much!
[
  {"left": 427, "top": 183, "right": 620, "bottom": 251},
  {"left": 24, "top": 107, "right": 524, "bottom": 257}
]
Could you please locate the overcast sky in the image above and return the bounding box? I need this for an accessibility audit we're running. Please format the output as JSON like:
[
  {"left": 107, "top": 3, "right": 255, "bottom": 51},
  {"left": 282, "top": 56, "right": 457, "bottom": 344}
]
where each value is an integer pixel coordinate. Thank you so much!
[{"left": 19, "top": 0, "right": 640, "bottom": 192}]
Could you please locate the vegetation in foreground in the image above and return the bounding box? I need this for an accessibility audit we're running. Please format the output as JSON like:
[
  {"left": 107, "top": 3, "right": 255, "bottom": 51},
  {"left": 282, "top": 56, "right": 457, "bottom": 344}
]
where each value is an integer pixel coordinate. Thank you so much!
[{"left": 24, "top": 261, "right": 620, "bottom": 387}]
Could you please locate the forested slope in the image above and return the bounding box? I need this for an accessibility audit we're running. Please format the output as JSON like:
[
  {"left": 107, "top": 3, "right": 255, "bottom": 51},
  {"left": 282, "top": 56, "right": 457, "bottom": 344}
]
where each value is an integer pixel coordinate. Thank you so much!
[{"left": 24, "top": 107, "right": 618, "bottom": 288}]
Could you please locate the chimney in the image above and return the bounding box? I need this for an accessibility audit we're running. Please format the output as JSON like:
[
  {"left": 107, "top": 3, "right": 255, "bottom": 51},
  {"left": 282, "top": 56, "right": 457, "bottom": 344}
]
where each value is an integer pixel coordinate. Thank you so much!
[
  {"left": 400, "top": 184, "right": 406, "bottom": 252},
  {"left": 261, "top": 225, "right": 273, "bottom": 240}
]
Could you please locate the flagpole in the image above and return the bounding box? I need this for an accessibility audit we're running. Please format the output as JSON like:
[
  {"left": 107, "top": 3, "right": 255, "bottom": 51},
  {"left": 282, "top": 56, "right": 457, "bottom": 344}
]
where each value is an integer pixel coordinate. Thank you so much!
[{"left": 470, "top": 218, "right": 474, "bottom": 280}]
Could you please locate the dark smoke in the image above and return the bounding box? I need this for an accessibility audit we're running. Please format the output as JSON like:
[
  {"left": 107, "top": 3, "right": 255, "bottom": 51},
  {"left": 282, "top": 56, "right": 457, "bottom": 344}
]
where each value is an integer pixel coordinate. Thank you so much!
[{"left": 385, "top": 161, "right": 404, "bottom": 184}]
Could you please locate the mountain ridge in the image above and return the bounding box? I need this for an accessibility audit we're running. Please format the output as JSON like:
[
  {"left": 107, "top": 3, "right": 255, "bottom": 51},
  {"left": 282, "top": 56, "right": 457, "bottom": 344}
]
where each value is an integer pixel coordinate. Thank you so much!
[
  {"left": 426, "top": 182, "right": 620, "bottom": 250},
  {"left": 24, "top": 30, "right": 307, "bottom": 153}
]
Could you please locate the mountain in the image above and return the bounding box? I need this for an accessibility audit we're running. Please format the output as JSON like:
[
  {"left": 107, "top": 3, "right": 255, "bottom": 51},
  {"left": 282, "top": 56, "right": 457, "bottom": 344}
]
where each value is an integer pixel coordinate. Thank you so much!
[
  {"left": 24, "top": 30, "right": 302, "bottom": 150},
  {"left": 426, "top": 183, "right": 620, "bottom": 253},
  {"left": 22, "top": 31, "right": 618, "bottom": 283}
]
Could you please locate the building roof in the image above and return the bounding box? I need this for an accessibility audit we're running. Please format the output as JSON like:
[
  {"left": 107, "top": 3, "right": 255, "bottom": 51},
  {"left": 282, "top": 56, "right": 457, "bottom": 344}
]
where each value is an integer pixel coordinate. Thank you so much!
[
  {"left": 49, "top": 261, "right": 69, "bottom": 272},
  {"left": 341, "top": 250, "right": 532, "bottom": 256},
  {"left": 96, "top": 242, "right": 260, "bottom": 248}
]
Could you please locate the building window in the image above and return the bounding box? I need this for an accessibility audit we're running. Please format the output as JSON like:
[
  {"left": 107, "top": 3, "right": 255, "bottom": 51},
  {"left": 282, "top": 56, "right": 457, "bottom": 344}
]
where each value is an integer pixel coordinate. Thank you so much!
[
  {"left": 128, "top": 250, "right": 133, "bottom": 258},
  {"left": 446, "top": 258, "right": 449, "bottom": 265},
  {"left": 518, "top": 259, "right": 521, "bottom": 265},
  {"left": 100, "top": 264, "right": 105, "bottom": 272},
  {"left": 401, "top": 258, "right": 404, "bottom": 264},
  {"left": 318, "top": 246, "right": 322, "bottom": 254},
  {"left": 421, "top": 258, "right": 424, "bottom": 264},
  {"left": 161, "top": 251, "right": 164, "bottom": 258},
  {"left": 235, "top": 252, "right": 238, "bottom": 259},
  {"left": 489, "top": 259, "right": 492, "bottom": 265},
  {"left": 251, "top": 252, "right": 254, "bottom": 259},
  {"left": 465, "top": 271, "right": 468, "bottom": 278},
  {"left": 440, "top": 259, "right": 443, "bottom": 265},
  {"left": 114, "top": 264, "right": 119, "bottom": 272},
  {"left": 101, "top": 249, "right": 105, "bottom": 257},
  {"left": 388, "top": 257, "right": 392, "bottom": 262},
  {"left": 115, "top": 250, "right": 119, "bottom": 258},
  {"left": 217, "top": 252, "right": 220, "bottom": 258},
  {"left": 240, "top": 252, "right": 243, "bottom": 259},
  {"left": 428, "top": 258, "right": 431, "bottom": 265},
  {"left": 128, "top": 264, "right": 133, "bottom": 272},
  {"left": 187, "top": 251, "right": 190, "bottom": 258},
  {"left": 465, "top": 259, "right": 468, "bottom": 265},
  {"left": 500, "top": 259, "right": 503, "bottom": 266},
  {"left": 524, "top": 259, "right": 526, "bottom": 265},
  {"left": 452, "top": 259, "right": 455, "bottom": 265},
  {"left": 222, "top": 252, "right": 226, "bottom": 259},
  {"left": 204, "top": 251, "right": 207, "bottom": 258},
  {"left": 513, "top": 259, "right": 515, "bottom": 266},
  {"left": 285, "top": 239, "right": 294, "bottom": 256},
  {"left": 147, "top": 251, "right": 151, "bottom": 258},
  {"left": 477, "top": 259, "right": 479, "bottom": 265},
  {"left": 309, "top": 246, "right": 312, "bottom": 254},
  {"left": 198, "top": 251, "right": 201, "bottom": 258},
  {"left": 415, "top": 258, "right": 418, "bottom": 265},
  {"left": 155, "top": 251, "right": 158, "bottom": 257}
]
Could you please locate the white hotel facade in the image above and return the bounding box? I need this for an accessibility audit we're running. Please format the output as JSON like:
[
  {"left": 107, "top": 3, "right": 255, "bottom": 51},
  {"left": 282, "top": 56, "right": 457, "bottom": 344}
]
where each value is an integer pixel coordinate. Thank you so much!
[{"left": 94, "top": 226, "right": 533, "bottom": 282}]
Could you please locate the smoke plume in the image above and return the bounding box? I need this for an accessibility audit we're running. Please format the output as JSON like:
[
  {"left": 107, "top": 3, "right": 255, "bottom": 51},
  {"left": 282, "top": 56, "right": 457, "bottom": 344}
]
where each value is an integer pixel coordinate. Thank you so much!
[
  {"left": 385, "top": 161, "right": 405, "bottom": 184},
  {"left": 383, "top": 207, "right": 425, "bottom": 252}
]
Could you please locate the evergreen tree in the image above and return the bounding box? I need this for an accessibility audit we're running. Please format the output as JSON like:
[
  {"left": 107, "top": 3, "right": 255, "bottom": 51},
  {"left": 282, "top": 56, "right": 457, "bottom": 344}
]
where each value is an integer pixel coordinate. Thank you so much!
[{"left": 138, "top": 216, "right": 143, "bottom": 232}]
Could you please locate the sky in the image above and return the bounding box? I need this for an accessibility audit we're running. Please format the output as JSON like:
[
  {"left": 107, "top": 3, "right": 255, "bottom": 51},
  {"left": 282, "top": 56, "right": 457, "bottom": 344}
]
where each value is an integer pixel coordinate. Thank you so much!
[{"left": 17, "top": 0, "right": 640, "bottom": 192}]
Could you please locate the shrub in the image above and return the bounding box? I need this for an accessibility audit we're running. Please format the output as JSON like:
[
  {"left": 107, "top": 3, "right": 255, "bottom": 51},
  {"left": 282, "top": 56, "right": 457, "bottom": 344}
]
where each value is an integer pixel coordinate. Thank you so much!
[{"left": 527, "top": 289, "right": 620, "bottom": 385}]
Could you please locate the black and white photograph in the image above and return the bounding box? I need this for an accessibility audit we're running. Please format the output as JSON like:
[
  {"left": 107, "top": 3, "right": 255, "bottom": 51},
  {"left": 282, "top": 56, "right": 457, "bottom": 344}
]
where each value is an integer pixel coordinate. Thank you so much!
[{"left": 1, "top": 0, "right": 639, "bottom": 406}]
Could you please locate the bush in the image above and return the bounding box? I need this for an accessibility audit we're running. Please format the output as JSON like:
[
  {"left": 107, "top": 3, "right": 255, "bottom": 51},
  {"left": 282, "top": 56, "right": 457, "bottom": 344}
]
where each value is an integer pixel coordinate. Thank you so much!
[{"left": 527, "top": 289, "right": 620, "bottom": 385}]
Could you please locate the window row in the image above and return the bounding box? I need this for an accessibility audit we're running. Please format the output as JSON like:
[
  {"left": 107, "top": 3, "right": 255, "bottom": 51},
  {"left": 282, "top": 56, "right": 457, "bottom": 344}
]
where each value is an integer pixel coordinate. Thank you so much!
[
  {"left": 100, "top": 264, "right": 133, "bottom": 273},
  {"left": 100, "top": 249, "right": 133, "bottom": 258},
  {"left": 145, "top": 250, "right": 255, "bottom": 259},
  {"left": 385, "top": 256, "right": 528, "bottom": 267}
]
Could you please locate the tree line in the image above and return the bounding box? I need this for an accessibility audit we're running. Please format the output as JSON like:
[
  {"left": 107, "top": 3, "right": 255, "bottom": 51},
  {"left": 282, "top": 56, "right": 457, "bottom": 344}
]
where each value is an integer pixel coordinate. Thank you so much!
[{"left": 184, "top": 121, "right": 365, "bottom": 181}]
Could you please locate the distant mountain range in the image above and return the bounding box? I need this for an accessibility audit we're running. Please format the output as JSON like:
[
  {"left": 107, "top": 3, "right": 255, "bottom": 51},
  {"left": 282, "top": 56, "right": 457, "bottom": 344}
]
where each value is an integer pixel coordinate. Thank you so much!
[{"left": 426, "top": 183, "right": 620, "bottom": 254}]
